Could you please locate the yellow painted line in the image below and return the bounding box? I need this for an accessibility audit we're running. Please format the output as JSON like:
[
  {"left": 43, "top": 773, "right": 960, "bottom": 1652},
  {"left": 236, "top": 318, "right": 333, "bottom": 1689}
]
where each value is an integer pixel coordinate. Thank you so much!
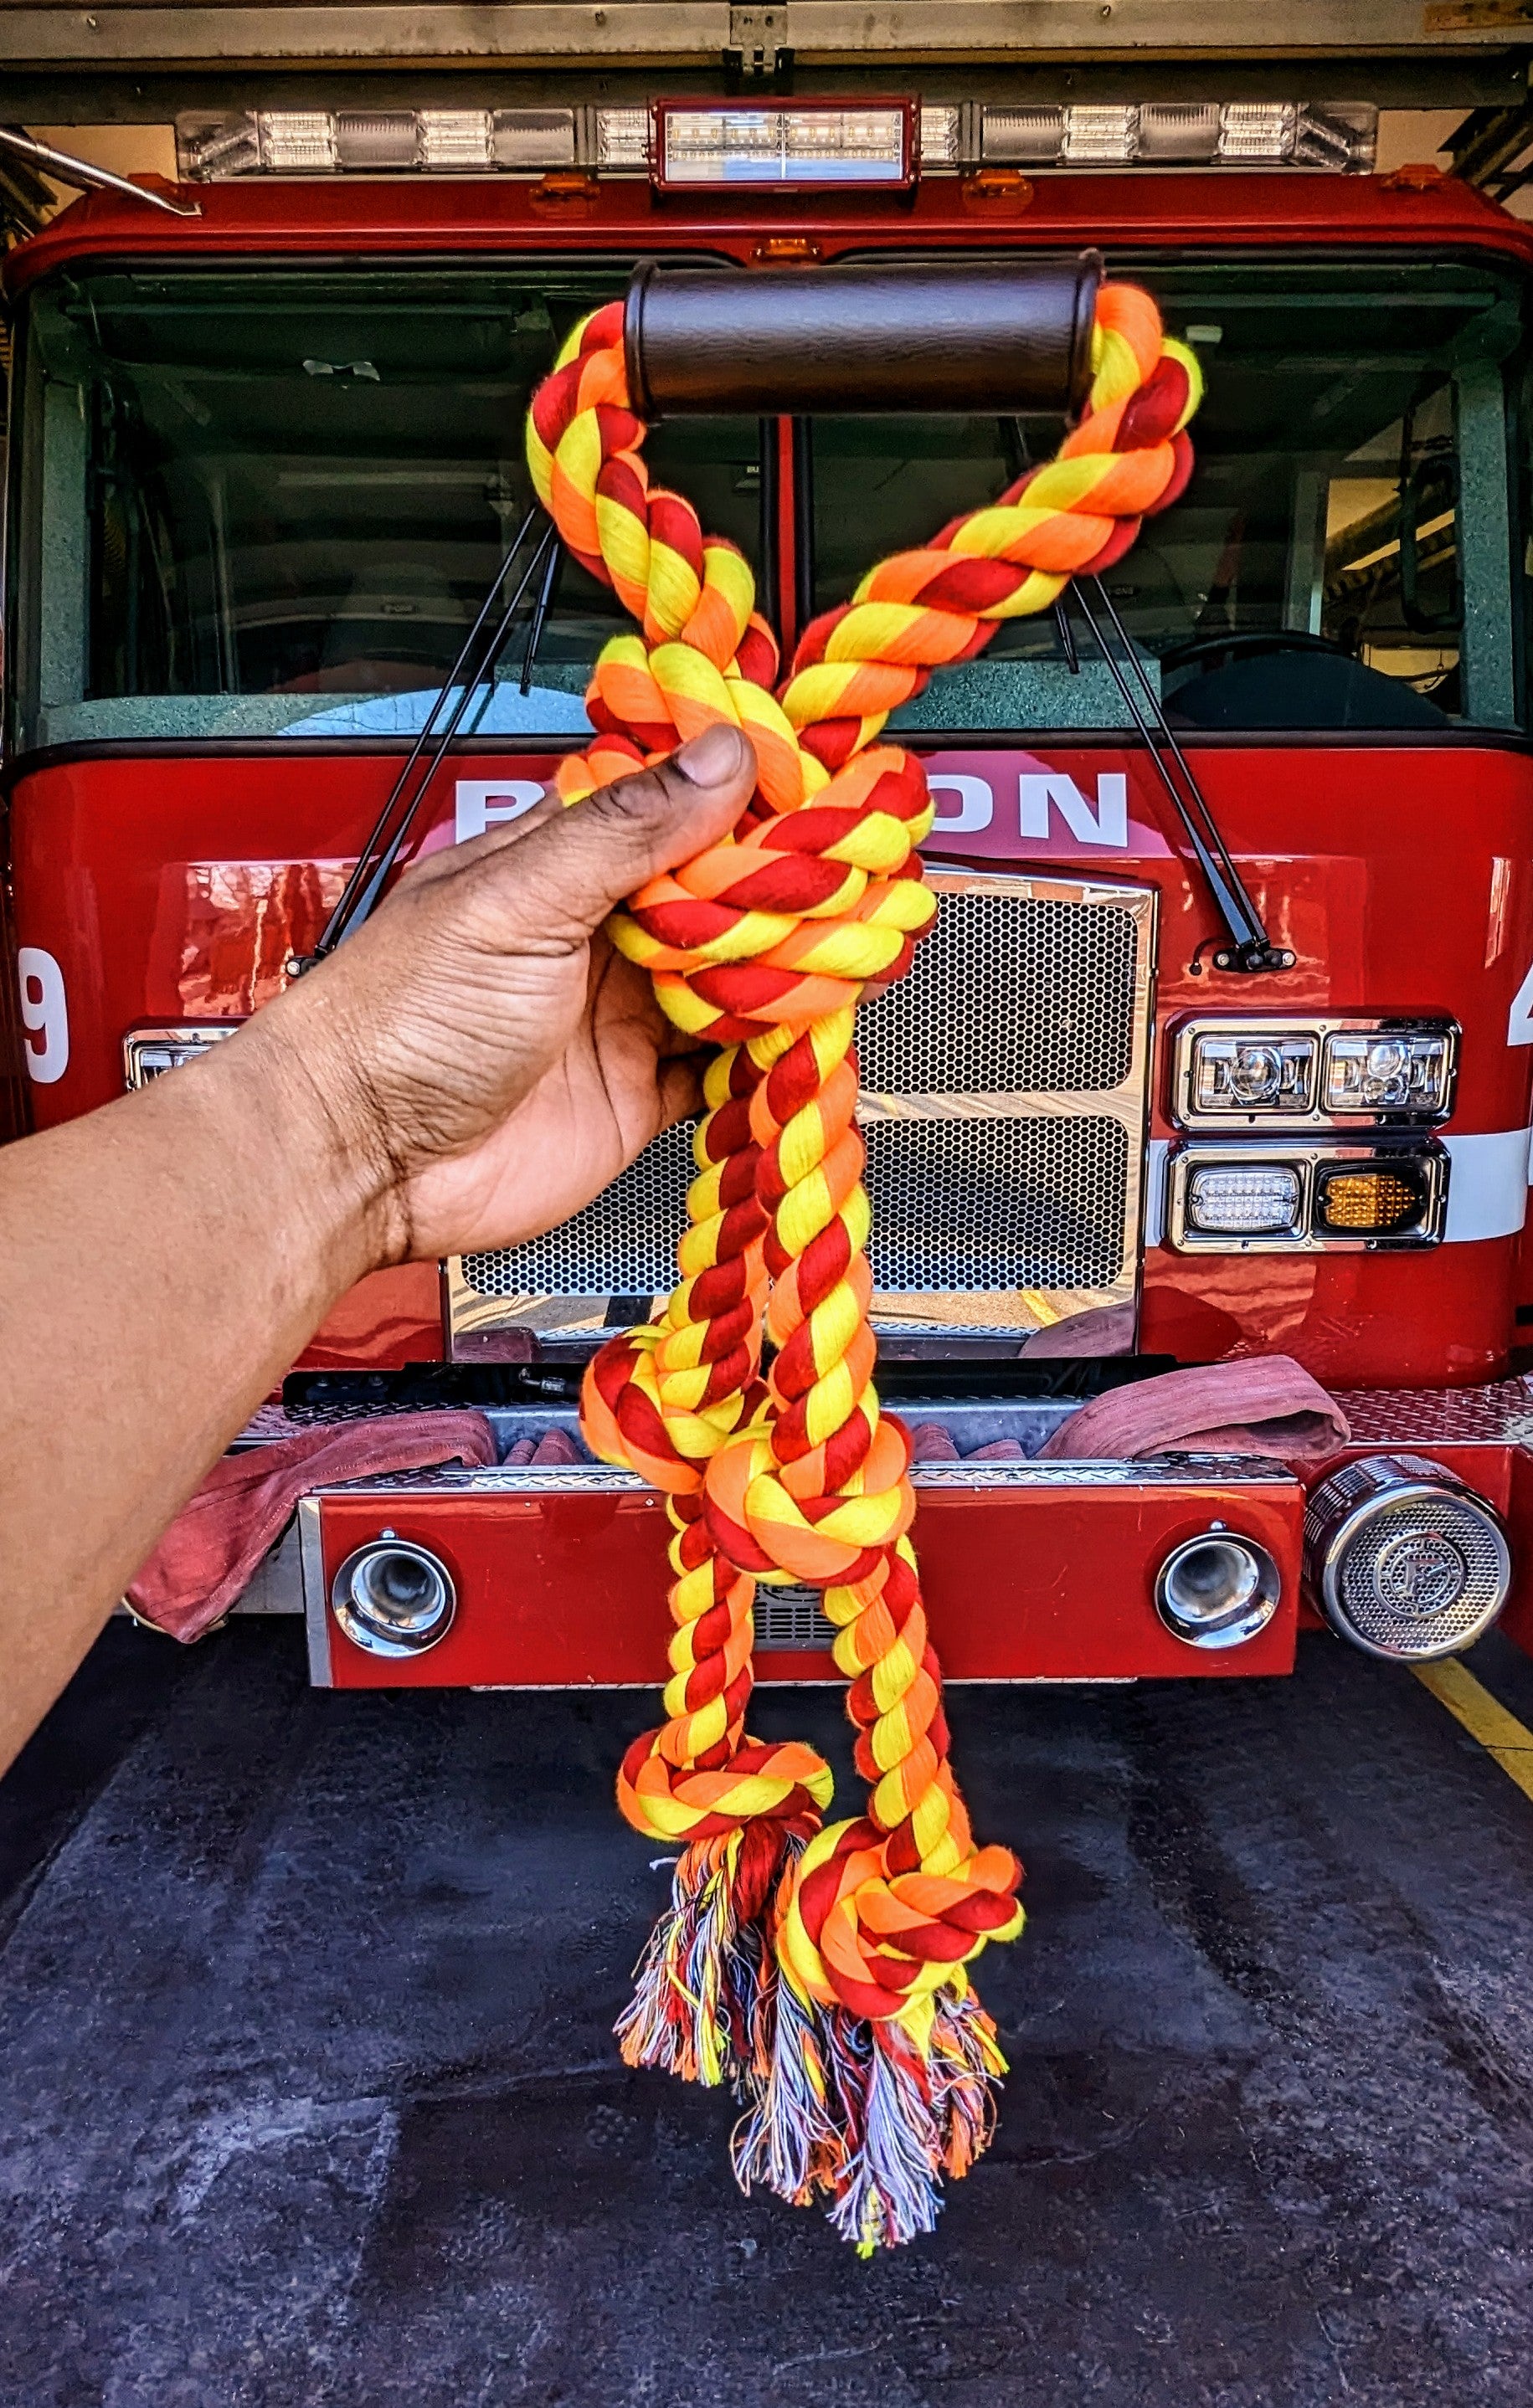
[{"left": 1413, "top": 1659, "right": 1533, "bottom": 1806}]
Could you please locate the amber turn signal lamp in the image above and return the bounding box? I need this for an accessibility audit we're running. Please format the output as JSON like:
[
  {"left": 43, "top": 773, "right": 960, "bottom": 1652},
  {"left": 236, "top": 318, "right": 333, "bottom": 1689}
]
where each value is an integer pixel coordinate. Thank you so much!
[
  {"left": 961, "top": 167, "right": 1034, "bottom": 213},
  {"left": 1380, "top": 162, "right": 1446, "bottom": 193},
  {"left": 1314, "top": 1167, "right": 1425, "bottom": 1235},
  {"left": 531, "top": 170, "right": 599, "bottom": 217},
  {"left": 751, "top": 236, "right": 823, "bottom": 265}
]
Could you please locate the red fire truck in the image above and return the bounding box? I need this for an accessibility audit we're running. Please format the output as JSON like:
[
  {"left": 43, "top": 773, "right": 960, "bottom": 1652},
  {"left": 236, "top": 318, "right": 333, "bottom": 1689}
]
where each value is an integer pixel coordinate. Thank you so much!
[{"left": 7, "top": 69, "right": 1533, "bottom": 1691}]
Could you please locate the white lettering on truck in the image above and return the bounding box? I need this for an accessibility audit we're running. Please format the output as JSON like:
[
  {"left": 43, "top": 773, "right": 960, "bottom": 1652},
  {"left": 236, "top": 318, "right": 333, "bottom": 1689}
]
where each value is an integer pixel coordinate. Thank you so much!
[
  {"left": 454, "top": 778, "right": 546, "bottom": 843},
  {"left": 1509, "top": 957, "right": 1533, "bottom": 1046},
  {"left": 451, "top": 771, "right": 1132, "bottom": 850},
  {"left": 1019, "top": 771, "right": 1129, "bottom": 848},
  {"left": 17, "top": 946, "right": 69, "bottom": 1084},
  {"left": 927, "top": 775, "right": 994, "bottom": 833}
]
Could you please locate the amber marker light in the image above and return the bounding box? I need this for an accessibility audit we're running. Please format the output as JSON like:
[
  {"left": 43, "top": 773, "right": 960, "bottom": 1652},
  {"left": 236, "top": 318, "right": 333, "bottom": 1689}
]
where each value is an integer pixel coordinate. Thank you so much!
[{"left": 1314, "top": 1168, "right": 1426, "bottom": 1236}]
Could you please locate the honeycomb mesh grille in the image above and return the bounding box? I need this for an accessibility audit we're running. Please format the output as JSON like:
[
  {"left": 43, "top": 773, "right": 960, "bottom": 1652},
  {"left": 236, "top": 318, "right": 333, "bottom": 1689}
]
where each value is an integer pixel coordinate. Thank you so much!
[
  {"left": 1334, "top": 1497, "right": 1509, "bottom": 1656},
  {"left": 459, "top": 883, "right": 1142, "bottom": 1312},
  {"left": 461, "top": 1112, "right": 1128, "bottom": 1299},
  {"left": 464, "top": 1119, "right": 695, "bottom": 1299},
  {"left": 858, "top": 891, "right": 1134, "bottom": 1095},
  {"left": 866, "top": 1114, "right": 1126, "bottom": 1291}
]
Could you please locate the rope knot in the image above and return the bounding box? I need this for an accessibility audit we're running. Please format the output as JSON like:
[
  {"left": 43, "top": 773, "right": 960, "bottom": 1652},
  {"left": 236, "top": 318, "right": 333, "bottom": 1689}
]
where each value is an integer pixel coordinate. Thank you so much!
[
  {"left": 528, "top": 270, "right": 1199, "bottom": 2241},
  {"left": 779, "top": 1821, "right": 1026, "bottom": 2031}
]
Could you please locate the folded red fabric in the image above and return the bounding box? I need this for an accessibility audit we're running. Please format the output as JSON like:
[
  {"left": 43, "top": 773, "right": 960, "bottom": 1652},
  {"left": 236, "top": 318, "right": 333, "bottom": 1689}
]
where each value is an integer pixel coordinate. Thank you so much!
[
  {"left": 126, "top": 1409, "right": 498, "bottom": 1643},
  {"left": 505, "top": 1426, "right": 584, "bottom": 1466},
  {"left": 909, "top": 1421, "right": 960, "bottom": 1462},
  {"left": 1037, "top": 1356, "right": 1350, "bottom": 1466},
  {"left": 532, "top": 1426, "right": 584, "bottom": 1465}
]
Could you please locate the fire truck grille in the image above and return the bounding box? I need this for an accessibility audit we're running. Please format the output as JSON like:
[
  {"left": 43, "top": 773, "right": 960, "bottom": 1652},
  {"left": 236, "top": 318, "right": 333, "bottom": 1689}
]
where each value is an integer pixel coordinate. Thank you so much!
[
  {"left": 460, "top": 1111, "right": 1129, "bottom": 1301},
  {"left": 453, "top": 875, "right": 1153, "bottom": 1338},
  {"left": 857, "top": 891, "right": 1136, "bottom": 1094}
]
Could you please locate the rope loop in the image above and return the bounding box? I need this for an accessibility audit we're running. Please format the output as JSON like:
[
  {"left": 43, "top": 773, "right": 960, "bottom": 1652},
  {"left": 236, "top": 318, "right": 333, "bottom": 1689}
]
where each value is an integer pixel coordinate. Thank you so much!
[{"left": 527, "top": 275, "right": 1199, "bottom": 2236}]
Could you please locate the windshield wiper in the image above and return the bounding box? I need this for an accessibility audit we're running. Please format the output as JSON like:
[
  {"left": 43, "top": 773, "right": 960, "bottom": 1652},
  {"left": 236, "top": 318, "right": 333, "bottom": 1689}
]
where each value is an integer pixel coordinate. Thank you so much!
[
  {"left": 296, "top": 514, "right": 560, "bottom": 969},
  {"left": 1069, "top": 578, "right": 1294, "bottom": 975}
]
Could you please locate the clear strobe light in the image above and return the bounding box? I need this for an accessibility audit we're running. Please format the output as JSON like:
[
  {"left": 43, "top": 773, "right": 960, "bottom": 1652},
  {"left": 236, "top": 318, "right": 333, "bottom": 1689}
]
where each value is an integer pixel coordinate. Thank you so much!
[
  {"left": 919, "top": 105, "right": 962, "bottom": 167},
  {"left": 594, "top": 109, "right": 651, "bottom": 172},
  {"left": 261, "top": 111, "right": 337, "bottom": 173},
  {"left": 1186, "top": 1164, "right": 1303, "bottom": 1236},
  {"left": 1061, "top": 105, "right": 1139, "bottom": 167},
  {"left": 179, "top": 108, "right": 576, "bottom": 179},
  {"left": 979, "top": 100, "right": 1375, "bottom": 171},
  {"left": 1217, "top": 102, "right": 1298, "bottom": 162}
]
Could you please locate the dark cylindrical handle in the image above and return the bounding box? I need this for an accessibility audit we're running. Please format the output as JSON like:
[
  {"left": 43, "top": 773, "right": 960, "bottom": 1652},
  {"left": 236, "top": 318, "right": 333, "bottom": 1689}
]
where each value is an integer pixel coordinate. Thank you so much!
[{"left": 624, "top": 254, "right": 1102, "bottom": 419}]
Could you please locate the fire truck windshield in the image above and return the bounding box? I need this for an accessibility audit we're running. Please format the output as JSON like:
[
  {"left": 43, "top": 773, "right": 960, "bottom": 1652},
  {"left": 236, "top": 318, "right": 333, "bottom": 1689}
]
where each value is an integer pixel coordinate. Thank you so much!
[{"left": 6, "top": 249, "right": 1528, "bottom": 753}]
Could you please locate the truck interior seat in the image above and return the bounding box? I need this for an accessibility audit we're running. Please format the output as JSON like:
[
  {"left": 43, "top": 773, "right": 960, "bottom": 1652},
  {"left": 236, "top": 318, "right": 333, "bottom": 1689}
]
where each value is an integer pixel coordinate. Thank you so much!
[{"left": 1165, "top": 649, "right": 1451, "bottom": 732}]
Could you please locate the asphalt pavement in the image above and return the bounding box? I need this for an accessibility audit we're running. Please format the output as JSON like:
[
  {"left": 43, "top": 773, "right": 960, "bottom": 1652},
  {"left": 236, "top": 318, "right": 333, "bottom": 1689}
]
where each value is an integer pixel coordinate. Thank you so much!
[{"left": 3, "top": 1618, "right": 1533, "bottom": 2408}]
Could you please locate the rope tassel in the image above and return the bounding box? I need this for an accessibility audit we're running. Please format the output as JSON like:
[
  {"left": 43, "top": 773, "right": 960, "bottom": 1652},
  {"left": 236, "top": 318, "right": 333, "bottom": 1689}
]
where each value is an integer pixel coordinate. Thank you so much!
[{"left": 527, "top": 280, "right": 1201, "bottom": 2244}]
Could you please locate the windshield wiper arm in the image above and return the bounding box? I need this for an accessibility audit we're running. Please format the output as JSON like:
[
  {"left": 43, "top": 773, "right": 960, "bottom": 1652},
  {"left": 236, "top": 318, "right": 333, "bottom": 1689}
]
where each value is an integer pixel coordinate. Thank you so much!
[
  {"left": 1071, "top": 578, "right": 1294, "bottom": 975},
  {"left": 297, "top": 513, "right": 558, "bottom": 968},
  {"left": 518, "top": 538, "right": 563, "bottom": 696}
]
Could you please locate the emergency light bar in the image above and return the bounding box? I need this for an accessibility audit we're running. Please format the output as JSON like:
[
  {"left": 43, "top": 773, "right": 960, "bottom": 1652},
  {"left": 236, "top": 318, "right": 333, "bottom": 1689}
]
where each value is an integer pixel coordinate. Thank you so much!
[
  {"left": 980, "top": 100, "right": 1376, "bottom": 171},
  {"left": 654, "top": 100, "right": 914, "bottom": 191},
  {"left": 177, "top": 97, "right": 1376, "bottom": 182},
  {"left": 177, "top": 107, "right": 577, "bottom": 180}
]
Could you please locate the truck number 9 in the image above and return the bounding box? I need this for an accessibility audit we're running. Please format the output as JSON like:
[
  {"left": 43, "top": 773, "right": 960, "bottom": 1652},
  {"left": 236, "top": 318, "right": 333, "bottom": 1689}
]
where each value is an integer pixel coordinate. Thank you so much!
[{"left": 17, "top": 947, "right": 69, "bottom": 1085}]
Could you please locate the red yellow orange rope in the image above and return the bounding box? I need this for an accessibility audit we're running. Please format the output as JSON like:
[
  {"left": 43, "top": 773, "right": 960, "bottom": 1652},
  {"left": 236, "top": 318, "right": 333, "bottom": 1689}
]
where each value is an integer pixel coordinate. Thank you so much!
[{"left": 527, "top": 280, "right": 1200, "bottom": 2246}]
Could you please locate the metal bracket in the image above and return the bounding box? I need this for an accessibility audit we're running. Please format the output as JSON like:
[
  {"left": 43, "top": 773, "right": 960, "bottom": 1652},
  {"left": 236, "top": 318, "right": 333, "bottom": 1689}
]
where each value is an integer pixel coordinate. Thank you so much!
[
  {"left": 1446, "top": 95, "right": 1533, "bottom": 196},
  {"left": 724, "top": 4, "right": 793, "bottom": 90}
]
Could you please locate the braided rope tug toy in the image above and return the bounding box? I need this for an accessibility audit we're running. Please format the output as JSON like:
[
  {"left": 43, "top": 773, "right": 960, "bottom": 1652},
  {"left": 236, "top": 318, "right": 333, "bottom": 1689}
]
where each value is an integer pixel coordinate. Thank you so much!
[{"left": 527, "top": 277, "right": 1201, "bottom": 2250}]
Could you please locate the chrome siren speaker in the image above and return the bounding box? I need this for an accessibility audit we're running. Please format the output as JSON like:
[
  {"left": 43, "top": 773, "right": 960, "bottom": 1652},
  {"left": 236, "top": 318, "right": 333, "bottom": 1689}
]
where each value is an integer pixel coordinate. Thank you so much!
[
  {"left": 332, "top": 1534, "right": 456, "bottom": 1657},
  {"left": 1304, "top": 1455, "right": 1510, "bottom": 1661}
]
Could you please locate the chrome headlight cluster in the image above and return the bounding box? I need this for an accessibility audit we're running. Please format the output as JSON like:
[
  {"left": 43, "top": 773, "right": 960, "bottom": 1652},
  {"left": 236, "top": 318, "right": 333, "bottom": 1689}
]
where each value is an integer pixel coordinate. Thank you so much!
[
  {"left": 122, "top": 1023, "right": 241, "bottom": 1089},
  {"left": 1167, "top": 1017, "right": 1456, "bottom": 1255},
  {"left": 1175, "top": 1017, "right": 1456, "bottom": 1129},
  {"left": 1170, "top": 1142, "right": 1447, "bottom": 1251}
]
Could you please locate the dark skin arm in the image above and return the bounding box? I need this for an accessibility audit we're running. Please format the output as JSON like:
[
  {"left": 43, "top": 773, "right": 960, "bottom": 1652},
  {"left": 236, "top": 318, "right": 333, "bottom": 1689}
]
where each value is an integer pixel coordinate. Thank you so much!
[{"left": 0, "top": 722, "right": 755, "bottom": 1774}]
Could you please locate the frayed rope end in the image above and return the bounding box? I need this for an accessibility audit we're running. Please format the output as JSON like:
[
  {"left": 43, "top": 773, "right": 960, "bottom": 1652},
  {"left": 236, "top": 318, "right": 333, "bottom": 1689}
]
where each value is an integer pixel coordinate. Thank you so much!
[{"left": 731, "top": 1974, "right": 1010, "bottom": 2250}]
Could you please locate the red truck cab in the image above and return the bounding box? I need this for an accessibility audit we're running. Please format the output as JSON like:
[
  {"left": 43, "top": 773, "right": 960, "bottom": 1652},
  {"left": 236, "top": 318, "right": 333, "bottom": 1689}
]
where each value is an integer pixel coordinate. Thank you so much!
[{"left": 8, "top": 146, "right": 1533, "bottom": 1682}]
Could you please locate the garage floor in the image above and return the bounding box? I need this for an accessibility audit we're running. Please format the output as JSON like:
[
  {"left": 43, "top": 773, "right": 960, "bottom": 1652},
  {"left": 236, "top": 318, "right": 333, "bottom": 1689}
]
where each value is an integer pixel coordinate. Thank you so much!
[{"left": 3, "top": 1620, "right": 1533, "bottom": 2407}]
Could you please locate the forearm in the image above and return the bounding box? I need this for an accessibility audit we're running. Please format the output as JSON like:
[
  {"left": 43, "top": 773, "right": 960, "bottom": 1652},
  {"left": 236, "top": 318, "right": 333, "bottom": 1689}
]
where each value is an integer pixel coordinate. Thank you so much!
[
  {"left": 0, "top": 728, "right": 751, "bottom": 1775},
  {"left": 0, "top": 1012, "right": 381, "bottom": 1769}
]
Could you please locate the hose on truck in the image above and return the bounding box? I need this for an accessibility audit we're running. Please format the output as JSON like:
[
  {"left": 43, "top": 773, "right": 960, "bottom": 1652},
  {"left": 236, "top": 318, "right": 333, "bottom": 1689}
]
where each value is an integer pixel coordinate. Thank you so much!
[{"left": 525, "top": 280, "right": 1202, "bottom": 2251}]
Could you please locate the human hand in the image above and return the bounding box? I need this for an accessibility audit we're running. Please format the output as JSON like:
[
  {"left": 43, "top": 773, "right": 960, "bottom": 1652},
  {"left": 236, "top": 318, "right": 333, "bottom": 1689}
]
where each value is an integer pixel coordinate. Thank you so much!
[{"left": 235, "top": 722, "right": 756, "bottom": 1266}]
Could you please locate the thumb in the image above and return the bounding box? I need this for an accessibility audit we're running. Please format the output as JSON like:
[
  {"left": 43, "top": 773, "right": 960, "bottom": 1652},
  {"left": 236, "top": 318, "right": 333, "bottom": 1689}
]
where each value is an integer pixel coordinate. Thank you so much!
[{"left": 486, "top": 723, "right": 757, "bottom": 942}]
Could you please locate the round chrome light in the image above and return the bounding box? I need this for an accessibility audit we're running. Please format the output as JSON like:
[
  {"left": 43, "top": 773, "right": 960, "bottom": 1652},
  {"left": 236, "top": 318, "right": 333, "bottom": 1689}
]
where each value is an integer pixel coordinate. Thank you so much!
[
  {"left": 1304, "top": 1455, "right": 1510, "bottom": 1661},
  {"left": 1227, "top": 1042, "right": 1286, "bottom": 1105},
  {"left": 1155, "top": 1530, "right": 1282, "bottom": 1648},
  {"left": 332, "top": 1535, "right": 456, "bottom": 1657}
]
